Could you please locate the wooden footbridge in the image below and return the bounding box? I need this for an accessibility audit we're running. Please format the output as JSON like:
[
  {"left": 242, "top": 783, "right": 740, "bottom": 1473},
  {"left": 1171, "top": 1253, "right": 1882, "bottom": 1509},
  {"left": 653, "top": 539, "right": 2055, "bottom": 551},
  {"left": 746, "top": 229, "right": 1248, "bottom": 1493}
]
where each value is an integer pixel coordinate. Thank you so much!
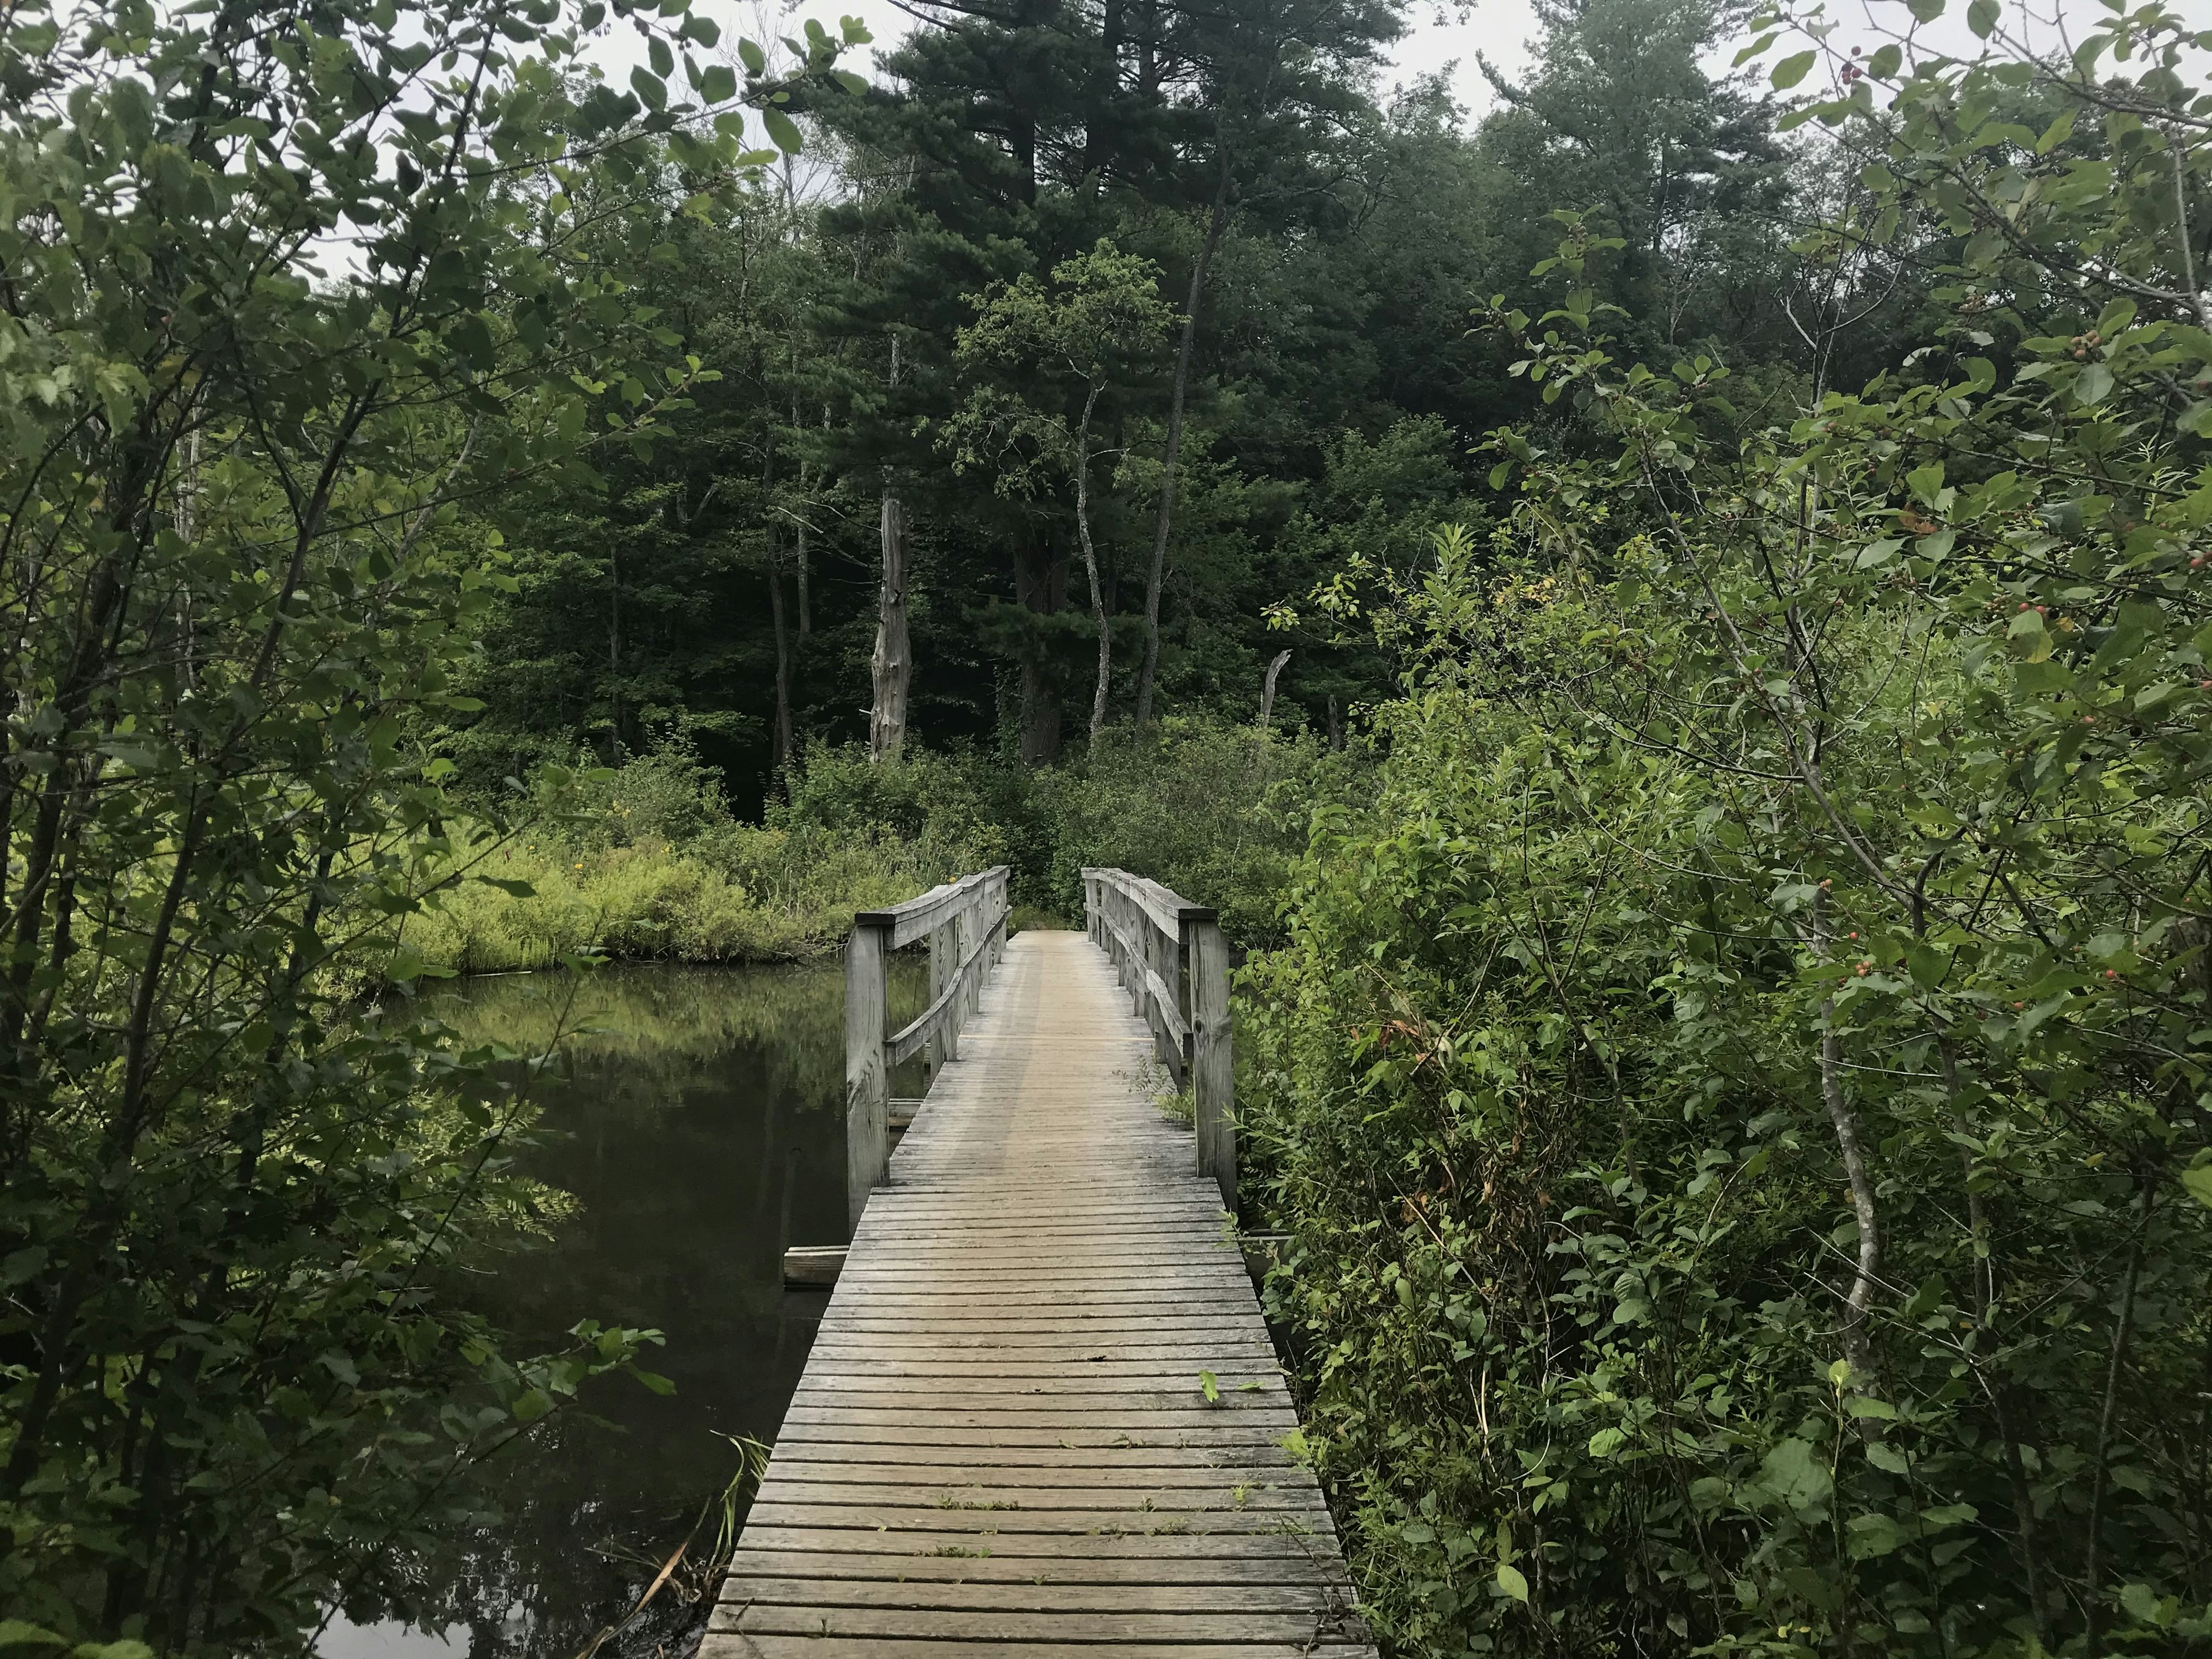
[{"left": 704, "top": 869, "right": 1374, "bottom": 1658}]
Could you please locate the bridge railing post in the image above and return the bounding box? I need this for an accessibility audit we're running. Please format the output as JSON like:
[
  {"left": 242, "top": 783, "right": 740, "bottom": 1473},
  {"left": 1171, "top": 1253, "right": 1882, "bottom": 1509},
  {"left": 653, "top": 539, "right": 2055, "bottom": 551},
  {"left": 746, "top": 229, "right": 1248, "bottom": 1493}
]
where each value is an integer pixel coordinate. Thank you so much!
[
  {"left": 1185, "top": 912, "right": 1234, "bottom": 1211},
  {"left": 845, "top": 914, "right": 892, "bottom": 1234}
]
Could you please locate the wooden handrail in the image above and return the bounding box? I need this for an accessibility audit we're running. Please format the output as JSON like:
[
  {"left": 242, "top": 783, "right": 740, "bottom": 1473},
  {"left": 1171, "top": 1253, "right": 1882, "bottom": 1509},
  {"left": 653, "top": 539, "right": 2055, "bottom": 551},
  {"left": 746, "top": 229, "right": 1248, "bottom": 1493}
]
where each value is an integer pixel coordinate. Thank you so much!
[
  {"left": 888, "top": 904, "right": 1010, "bottom": 1066},
  {"left": 1081, "top": 867, "right": 1235, "bottom": 1210},
  {"left": 844, "top": 866, "right": 1010, "bottom": 1231}
]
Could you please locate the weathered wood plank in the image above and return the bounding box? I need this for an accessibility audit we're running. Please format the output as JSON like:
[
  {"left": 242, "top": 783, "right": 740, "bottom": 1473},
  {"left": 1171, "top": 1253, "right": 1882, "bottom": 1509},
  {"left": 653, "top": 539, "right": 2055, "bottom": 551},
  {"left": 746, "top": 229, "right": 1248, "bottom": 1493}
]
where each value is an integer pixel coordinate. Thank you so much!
[
  {"left": 720, "top": 1576, "right": 1336, "bottom": 1610},
  {"left": 698, "top": 1639, "right": 1375, "bottom": 1659},
  {"left": 734, "top": 931, "right": 1368, "bottom": 1654},
  {"left": 731, "top": 1525, "right": 1334, "bottom": 1559},
  {"left": 722, "top": 1548, "right": 1343, "bottom": 1585},
  {"left": 711, "top": 1607, "right": 1367, "bottom": 1643}
]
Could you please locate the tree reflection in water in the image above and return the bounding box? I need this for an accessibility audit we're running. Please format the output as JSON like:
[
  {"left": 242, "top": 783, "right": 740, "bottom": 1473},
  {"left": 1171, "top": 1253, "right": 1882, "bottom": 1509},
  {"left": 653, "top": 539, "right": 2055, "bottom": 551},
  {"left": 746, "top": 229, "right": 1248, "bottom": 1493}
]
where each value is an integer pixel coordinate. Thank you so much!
[{"left": 324, "top": 959, "right": 926, "bottom": 1659}]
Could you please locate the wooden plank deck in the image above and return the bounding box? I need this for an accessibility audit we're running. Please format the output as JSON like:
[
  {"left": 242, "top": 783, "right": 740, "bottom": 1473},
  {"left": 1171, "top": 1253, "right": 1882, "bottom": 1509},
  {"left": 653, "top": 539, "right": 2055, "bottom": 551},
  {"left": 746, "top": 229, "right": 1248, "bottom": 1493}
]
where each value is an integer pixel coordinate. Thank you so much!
[{"left": 704, "top": 929, "right": 1374, "bottom": 1658}]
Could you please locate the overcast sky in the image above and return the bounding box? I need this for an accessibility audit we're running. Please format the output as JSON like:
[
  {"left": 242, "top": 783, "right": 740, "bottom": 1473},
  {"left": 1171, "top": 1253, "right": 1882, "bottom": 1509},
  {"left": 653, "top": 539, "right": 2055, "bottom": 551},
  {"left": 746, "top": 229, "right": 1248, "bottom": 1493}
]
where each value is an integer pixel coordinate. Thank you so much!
[{"left": 586, "top": 0, "right": 2147, "bottom": 155}]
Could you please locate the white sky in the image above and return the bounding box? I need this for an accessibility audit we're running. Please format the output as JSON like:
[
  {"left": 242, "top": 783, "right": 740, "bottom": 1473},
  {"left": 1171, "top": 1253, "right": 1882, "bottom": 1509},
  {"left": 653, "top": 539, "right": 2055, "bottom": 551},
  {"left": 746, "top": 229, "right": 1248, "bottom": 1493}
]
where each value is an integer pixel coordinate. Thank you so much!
[{"left": 584, "top": 0, "right": 2141, "bottom": 152}]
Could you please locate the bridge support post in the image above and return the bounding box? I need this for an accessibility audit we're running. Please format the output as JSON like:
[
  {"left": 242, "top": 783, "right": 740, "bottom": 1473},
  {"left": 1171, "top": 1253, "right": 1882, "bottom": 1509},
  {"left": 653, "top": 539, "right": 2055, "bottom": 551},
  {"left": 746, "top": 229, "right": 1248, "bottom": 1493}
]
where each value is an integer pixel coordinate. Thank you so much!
[
  {"left": 1187, "top": 914, "right": 1235, "bottom": 1213},
  {"left": 928, "top": 917, "right": 958, "bottom": 1068},
  {"left": 845, "top": 915, "right": 892, "bottom": 1234}
]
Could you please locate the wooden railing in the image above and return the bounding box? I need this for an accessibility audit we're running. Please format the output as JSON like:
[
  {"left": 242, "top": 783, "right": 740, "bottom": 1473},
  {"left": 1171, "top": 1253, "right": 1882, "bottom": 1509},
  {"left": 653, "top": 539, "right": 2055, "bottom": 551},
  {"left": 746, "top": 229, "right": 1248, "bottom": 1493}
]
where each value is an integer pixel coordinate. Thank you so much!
[
  {"left": 1081, "top": 868, "right": 1234, "bottom": 1209},
  {"left": 843, "top": 866, "right": 1010, "bottom": 1230}
]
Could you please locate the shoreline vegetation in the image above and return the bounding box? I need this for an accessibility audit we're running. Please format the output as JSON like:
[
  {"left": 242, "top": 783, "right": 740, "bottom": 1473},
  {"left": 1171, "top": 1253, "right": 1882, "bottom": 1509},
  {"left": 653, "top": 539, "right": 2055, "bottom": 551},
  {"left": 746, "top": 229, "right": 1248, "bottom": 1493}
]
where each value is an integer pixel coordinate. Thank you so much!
[{"left": 407, "top": 727, "right": 1330, "bottom": 975}]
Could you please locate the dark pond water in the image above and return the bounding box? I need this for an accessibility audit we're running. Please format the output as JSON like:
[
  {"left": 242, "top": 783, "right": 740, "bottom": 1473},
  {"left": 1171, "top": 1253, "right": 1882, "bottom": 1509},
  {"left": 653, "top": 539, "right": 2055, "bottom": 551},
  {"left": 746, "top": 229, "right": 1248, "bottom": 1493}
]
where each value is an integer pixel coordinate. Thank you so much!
[{"left": 319, "top": 959, "right": 923, "bottom": 1659}]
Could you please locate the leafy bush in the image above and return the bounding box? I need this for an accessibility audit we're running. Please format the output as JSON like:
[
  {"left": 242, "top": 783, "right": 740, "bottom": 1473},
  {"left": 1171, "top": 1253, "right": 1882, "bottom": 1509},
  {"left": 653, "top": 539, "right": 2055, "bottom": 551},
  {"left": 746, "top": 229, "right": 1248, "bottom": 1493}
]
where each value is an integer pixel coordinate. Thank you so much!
[
  {"left": 1244, "top": 9, "right": 2212, "bottom": 1655},
  {"left": 1032, "top": 716, "right": 1359, "bottom": 943}
]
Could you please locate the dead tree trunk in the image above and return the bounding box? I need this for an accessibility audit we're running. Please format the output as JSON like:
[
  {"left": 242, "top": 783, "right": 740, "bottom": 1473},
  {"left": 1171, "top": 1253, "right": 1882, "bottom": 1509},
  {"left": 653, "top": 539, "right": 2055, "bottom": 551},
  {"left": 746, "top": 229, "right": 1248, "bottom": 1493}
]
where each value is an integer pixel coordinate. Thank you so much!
[
  {"left": 870, "top": 484, "right": 910, "bottom": 763},
  {"left": 1258, "top": 649, "right": 1290, "bottom": 733},
  {"left": 870, "top": 339, "right": 911, "bottom": 762}
]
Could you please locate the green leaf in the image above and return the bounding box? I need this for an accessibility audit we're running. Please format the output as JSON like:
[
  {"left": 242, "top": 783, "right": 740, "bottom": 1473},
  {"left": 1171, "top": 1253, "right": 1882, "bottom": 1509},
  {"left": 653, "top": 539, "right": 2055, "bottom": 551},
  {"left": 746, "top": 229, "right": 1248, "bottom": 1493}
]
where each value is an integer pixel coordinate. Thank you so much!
[
  {"left": 1967, "top": 0, "right": 1998, "bottom": 36},
  {"left": 761, "top": 105, "right": 803, "bottom": 153},
  {"left": 2180, "top": 1164, "right": 2212, "bottom": 1210},
  {"left": 1847, "top": 1512, "right": 1908, "bottom": 1558},
  {"left": 630, "top": 65, "right": 666, "bottom": 109},
  {"left": 1755, "top": 1438, "right": 1834, "bottom": 1515},
  {"left": 1198, "top": 1370, "right": 1219, "bottom": 1403},
  {"left": 2007, "top": 608, "right": 2052, "bottom": 662},
  {"left": 1867, "top": 43, "right": 1902, "bottom": 78},
  {"left": 2074, "top": 363, "right": 2113, "bottom": 405},
  {"left": 1732, "top": 30, "right": 1778, "bottom": 65},
  {"left": 0, "top": 1626, "right": 70, "bottom": 1652},
  {"left": 737, "top": 36, "right": 766, "bottom": 72},
  {"left": 1497, "top": 1563, "right": 1529, "bottom": 1603},
  {"left": 1770, "top": 50, "right": 1817, "bottom": 89},
  {"left": 511, "top": 1387, "right": 554, "bottom": 1423},
  {"left": 647, "top": 33, "right": 672, "bottom": 75},
  {"left": 2120, "top": 1582, "right": 2168, "bottom": 1627},
  {"left": 700, "top": 63, "right": 735, "bottom": 102}
]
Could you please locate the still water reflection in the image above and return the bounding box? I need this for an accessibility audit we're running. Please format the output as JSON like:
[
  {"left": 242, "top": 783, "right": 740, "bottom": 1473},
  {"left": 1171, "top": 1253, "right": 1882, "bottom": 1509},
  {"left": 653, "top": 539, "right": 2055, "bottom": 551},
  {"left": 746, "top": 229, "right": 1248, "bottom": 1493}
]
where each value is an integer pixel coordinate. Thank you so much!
[{"left": 322, "top": 960, "right": 921, "bottom": 1659}]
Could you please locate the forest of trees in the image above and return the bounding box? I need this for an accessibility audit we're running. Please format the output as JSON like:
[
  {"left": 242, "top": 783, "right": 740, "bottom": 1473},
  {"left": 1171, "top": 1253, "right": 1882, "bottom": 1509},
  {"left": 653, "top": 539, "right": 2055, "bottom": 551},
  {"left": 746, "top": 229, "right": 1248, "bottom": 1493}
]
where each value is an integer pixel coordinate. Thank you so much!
[
  {"left": 3, "top": 0, "right": 2210, "bottom": 1647},
  {"left": 447, "top": 0, "right": 1813, "bottom": 806}
]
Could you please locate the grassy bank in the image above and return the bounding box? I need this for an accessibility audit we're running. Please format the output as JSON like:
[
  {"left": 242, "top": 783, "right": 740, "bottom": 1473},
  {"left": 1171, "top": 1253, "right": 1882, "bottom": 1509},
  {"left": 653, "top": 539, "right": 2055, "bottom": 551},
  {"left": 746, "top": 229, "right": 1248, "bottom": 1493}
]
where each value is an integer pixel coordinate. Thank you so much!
[
  {"left": 407, "top": 828, "right": 949, "bottom": 972},
  {"left": 415, "top": 722, "right": 1344, "bottom": 973}
]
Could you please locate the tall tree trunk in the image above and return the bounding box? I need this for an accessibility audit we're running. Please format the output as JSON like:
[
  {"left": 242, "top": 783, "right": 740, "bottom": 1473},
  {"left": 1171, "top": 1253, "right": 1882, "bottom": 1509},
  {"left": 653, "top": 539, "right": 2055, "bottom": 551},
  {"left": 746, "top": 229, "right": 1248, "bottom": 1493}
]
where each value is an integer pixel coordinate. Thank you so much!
[
  {"left": 1135, "top": 156, "right": 1233, "bottom": 727},
  {"left": 1014, "top": 532, "right": 1067, "bottom": 767},
  {"left": 870, "top": 483, "right": 911, "bottom": 762},
  {"left": 795, "top": 515, "right": 812, "bottom": 639},
  {"left": 870, "top": 339, "right": 911, "bottom": 763},
  {"left": 768, "top": 523, "right": 794, "bottom": 774},
  {"left": 793, "top": 395, "right": 816, "bottom": 638},
  {"left": 1073, "top": 385, "right": 1111, "bottom": 741}
]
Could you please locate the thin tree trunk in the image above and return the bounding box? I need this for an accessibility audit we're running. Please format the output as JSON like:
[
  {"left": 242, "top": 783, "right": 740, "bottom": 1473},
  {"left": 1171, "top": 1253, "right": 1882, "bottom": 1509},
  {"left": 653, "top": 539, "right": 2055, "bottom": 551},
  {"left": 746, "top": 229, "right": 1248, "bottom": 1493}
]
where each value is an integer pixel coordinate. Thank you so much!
[
  {"left": 2083, "top": 1218, "right": 2146, "bottom": 1657},
  {"left": 1014, "top": 532, "right": 1066, "bottom": 766},
  {"left": 1821, "top": 1009, "right": 1881, "bottom": 1385},
  {"left": 1135, "top": 156, "right": 1233, "bottom": 727},
  {"left": 768, "top": 524, "right": 793, "bottom": 773},
  {"left": 870, "top": 340, "right": 911, "bottom": 762},
  {"left": 1811, "top": 892, "right": 1881, "bottom": 1386},
  {"left": 795, "top": 515, "right": 811, "bottom": 639},
  {"left": 1073, "top": 384, "right": 1110, "bottom": 741},
  {"left": 1258, "top": 648, "right": 1290, "bottom": 733},
  {"left": 870, "top": 484, "right": 910, "bottom": 762},
  {"left": 793, "top": 391, "right": 813, "bottom": 638}
]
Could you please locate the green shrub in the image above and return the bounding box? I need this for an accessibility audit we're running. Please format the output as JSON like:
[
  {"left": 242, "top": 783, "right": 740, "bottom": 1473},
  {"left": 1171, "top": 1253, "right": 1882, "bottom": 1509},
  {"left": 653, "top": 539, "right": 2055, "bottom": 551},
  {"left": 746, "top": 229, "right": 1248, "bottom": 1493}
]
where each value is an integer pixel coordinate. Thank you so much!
[
  {"left": 1032, "top": 716, "right": 1359, "bottom": 944},
  {"left": 1243, "top": 14, "right": 2212, "bottom": 1652}
]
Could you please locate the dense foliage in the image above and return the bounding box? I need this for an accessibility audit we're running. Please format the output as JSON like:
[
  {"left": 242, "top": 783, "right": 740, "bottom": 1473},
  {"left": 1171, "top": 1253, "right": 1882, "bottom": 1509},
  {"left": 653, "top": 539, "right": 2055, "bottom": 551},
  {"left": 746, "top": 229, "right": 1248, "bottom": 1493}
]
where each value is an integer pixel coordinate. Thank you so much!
[
  {"left": 0, "top": 0, "right": 860, "bottom": 1643},
  {"left": 1245, "top": 6, "right": 2212, "bottom": 1654}
]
